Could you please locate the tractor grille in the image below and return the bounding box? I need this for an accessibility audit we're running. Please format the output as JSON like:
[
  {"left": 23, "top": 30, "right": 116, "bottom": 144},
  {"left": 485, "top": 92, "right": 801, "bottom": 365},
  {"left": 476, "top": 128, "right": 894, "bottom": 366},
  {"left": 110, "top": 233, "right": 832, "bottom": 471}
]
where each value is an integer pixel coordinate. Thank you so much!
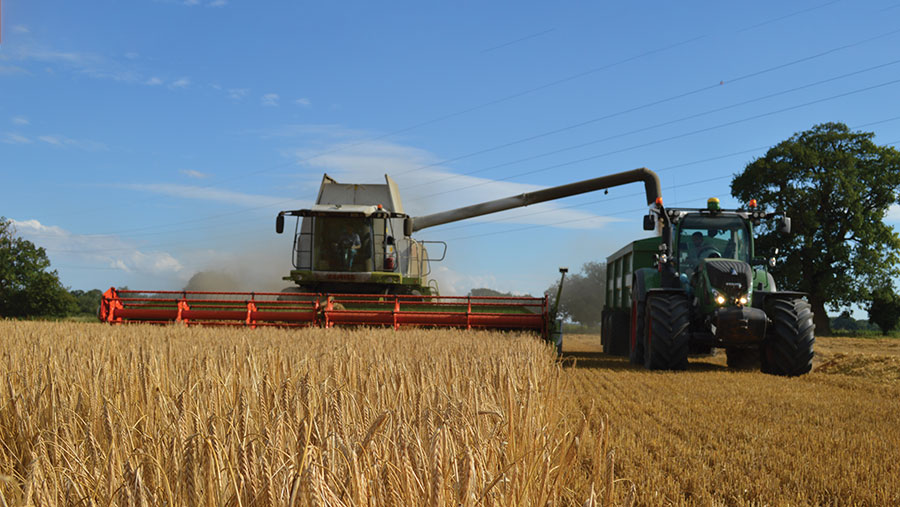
[{"left": 704, "top": 259, "right": 752, "bottom": 296}]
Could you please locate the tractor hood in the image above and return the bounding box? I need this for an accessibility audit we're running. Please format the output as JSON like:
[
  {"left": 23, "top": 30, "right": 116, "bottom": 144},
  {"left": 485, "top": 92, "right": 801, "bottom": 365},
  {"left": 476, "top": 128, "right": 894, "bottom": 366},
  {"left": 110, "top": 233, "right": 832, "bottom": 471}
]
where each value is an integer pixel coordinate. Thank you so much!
[{"left": 701, "top": 259, "right": 752, "bottom": 298}]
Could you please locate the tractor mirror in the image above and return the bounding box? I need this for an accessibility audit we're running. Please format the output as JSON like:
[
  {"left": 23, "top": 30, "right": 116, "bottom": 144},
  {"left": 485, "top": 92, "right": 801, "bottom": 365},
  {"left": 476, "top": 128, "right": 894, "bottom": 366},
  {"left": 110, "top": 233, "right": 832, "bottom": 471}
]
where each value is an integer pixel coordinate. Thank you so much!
[
  {"left": 276, "top": 214, "right": 285, "bottom": 234},
  {"left": 778, "top": 216, "right": 791, "bottom": 234},
  {"left": 643, "top": 214, "right": 656, "bottom": 231}
]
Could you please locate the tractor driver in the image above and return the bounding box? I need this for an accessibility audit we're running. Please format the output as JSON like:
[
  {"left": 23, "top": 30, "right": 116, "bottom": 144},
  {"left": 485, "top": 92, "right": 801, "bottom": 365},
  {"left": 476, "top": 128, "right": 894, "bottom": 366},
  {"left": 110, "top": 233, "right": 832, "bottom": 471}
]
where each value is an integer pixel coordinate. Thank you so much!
[{"left": 686, "top": 231, "right": 706, "bottom": 264}]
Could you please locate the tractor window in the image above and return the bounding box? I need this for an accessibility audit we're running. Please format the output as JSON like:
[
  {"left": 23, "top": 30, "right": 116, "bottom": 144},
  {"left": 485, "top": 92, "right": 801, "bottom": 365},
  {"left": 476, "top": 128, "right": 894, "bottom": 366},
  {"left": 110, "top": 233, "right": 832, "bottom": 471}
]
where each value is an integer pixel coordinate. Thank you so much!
[
  {"left": 677, "top": 215, "right": 750, "bottom": 273},
  {"left": 312, "top": 217, "right": 374, "bottom": 272}
]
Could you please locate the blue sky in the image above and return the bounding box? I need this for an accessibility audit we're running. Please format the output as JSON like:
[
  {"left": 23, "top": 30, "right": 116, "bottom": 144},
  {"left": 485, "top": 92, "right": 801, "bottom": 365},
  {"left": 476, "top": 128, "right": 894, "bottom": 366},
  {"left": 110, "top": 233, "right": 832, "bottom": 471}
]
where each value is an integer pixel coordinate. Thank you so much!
[{"left": 2, "top": 1, "right": 900, "bottom": 305}]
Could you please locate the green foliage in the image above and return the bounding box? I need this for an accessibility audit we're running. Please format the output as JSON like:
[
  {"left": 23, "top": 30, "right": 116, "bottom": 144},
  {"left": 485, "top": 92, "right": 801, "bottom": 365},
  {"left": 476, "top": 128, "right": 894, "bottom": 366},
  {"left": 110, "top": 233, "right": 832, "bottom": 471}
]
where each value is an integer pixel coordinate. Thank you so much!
[
  {"left": 830, "top": 310, "right": 879, "bottom": 333},
  {"left": 69, "top": 289, "right": 103, "bottom": 316},
  {"left": 868, "top": 287, "right": 900, "bottom": 335},
  {"left": 0, "top": 217, "right": 78, "bottom": 318},
  {"left": 730, "top": 122, "right": 900, "bottom": 334},
  {"left": 546, "top": 261, "right": 605, "bottom": 328}
]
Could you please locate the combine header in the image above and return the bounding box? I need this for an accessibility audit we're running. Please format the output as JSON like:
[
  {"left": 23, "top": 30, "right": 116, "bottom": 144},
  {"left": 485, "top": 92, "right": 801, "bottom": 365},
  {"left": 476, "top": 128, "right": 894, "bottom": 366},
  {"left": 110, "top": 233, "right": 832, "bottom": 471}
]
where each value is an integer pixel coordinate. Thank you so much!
[
  {"left": 101, "top": 168, "right": 662, "bottom": 342},
  {"left": 99, "top": 288, "right": 549, "bottom": 334}
]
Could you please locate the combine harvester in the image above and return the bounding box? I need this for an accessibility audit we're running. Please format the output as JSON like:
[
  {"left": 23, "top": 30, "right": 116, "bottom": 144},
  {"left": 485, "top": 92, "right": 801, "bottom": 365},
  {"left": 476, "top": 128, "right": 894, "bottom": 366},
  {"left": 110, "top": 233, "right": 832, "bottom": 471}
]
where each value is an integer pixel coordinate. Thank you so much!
[{"left": 100, "top": 168, "right": 661, "bottom": 346}]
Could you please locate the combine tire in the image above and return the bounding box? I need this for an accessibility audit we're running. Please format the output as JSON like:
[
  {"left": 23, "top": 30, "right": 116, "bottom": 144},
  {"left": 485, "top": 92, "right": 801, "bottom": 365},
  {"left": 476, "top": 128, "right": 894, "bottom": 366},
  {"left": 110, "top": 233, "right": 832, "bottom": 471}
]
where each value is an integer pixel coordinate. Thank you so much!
[
  {"left": 761, "top": 297, "right": 815, "bottom": 376},
  {"left": 629, "top": 300, "right": 645, "bottom": 365},
  {"left": 644, "top": 293, "right": 690, "bottom": 370}
]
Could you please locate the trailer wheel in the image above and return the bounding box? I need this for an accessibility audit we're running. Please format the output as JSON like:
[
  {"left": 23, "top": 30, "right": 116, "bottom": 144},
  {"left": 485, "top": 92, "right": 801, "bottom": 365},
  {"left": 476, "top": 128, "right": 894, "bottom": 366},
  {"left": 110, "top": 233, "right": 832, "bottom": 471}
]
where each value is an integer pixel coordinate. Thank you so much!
[
  {"left": 601, "top": 311, "right": 611, "bottom": 354},
  {"left": 644, "top": 293, "right": 690, "bottom": 370},
  {"left": 761, "top": 297, "right": 815, "bottom": 376},
  {"left": 629, "top": 300, "right": 645, "bottom": 365}
]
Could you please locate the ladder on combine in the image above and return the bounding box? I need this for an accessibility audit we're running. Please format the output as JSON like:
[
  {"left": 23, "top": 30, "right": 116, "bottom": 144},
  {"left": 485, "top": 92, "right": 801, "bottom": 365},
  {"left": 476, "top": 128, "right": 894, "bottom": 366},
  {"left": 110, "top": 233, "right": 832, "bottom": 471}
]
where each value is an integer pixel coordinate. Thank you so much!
[{"left": 99, "top": 288, "right": 549, "bottom": 337}]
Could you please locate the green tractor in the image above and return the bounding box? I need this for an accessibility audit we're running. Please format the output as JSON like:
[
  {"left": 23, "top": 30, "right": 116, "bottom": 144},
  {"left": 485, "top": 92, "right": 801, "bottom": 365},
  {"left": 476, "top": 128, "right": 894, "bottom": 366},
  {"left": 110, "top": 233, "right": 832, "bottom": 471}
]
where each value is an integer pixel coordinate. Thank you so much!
[{"left": 602, "top": 197, "right": 814, "bottom": 376}]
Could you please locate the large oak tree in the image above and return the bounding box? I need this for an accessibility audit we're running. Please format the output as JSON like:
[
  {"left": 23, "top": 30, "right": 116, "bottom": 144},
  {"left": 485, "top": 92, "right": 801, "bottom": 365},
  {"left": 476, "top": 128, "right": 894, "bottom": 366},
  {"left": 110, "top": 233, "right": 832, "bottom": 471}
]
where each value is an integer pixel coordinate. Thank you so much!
[{"left": 731, "top": 122, "right": 900, "bottom": 334}]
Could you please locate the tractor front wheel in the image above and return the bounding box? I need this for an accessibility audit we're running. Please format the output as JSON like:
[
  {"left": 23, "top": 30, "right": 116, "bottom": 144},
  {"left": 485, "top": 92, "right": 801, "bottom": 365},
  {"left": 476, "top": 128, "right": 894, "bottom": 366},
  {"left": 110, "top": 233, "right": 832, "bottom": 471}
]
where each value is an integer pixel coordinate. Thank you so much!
[
  {"left": 762, "top": 297, "right": 815, "bottom": 376},
  {"left": 644, "top": 293, "right": 690, "bottom": 370}
]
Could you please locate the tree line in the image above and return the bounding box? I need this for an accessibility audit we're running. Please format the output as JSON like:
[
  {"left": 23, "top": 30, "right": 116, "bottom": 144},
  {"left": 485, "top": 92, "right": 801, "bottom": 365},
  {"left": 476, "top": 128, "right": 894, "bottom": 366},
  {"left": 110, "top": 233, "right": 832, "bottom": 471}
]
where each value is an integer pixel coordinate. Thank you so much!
[{"left": 0, "top": 218, "right": 102, "bottom": 318}]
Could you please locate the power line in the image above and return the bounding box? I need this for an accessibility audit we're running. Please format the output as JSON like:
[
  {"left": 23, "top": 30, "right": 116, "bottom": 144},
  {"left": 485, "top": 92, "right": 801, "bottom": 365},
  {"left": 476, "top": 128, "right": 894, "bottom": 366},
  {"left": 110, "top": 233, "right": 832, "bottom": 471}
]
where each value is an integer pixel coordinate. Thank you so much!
[
  {"left": 480, "top": 28, "right": 556, "bottom": 53},
  {"left": 738, "top": 0, "right": 844, "bottom": 32},
  {"left": 411, "top": 77, "right": 900, "bottom": 202},
  {"left": 421, "top": 116, "right": 900, "bottom": 235},
  {"left": 392, "top": 27, "right": 900, "bottom": 189}
]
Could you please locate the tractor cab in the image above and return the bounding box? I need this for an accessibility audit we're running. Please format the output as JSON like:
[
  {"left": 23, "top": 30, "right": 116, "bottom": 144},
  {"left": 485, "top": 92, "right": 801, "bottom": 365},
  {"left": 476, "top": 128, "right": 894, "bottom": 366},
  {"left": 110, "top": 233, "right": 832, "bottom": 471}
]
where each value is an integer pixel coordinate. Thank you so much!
[{"left": 676, "top": 213, "right": 752, "bottom": 277}]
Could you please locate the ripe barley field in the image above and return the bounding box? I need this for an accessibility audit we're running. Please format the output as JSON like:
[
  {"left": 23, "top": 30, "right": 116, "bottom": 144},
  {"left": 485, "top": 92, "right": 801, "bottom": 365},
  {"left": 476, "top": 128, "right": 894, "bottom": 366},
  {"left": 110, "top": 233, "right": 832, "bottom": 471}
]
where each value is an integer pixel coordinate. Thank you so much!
[
  {"left": 0, "top": 321, "right": 610, "bottom": 506},
  {"left": 1, "top": 321, "right": 899, "bottom": 505}
]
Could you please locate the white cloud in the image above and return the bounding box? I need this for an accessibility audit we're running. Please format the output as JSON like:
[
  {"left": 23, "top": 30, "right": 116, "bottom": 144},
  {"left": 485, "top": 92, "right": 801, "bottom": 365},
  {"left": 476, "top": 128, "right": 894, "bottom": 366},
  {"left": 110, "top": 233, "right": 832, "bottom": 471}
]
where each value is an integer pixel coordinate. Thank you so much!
[
  {"left": 11, "top": 116, "right": 30, "bottom": 125},
  {"left": 6, "top": 44, "right": 141, "bottom": 83},
  {"left": 124, "top": 52, "right": 140, "bottom": 60},
  {"left": 290, "top": 137, "right": 620, "bottom": 230},
  {"left": 261, "top": 93, "right": 280, "bottom": 107},
  {"left": 36, "top": 135, "right": 107, "bottom": 151},
  {"left": 170, "top": 77, "right": 191, "bottom": 89},
  {"left": 180, "top": 169, "right": 210, "bottom": 179},
  {"left": 146, "top": 76, "right": 163, "bottom": 86},
  {"left": 209, "top": 0, "right": 228, "bottom": 6},
  {"left": 12, "top": 25, "right": 30, "bottom": 34},
  {"left": 9, "top": 218, "right": 186, "bottom": 279},
  {"left": 228, "top": 88, "right": 249, "bottom": 100},
  {"left": 0, "top": 65, "right": 29, "bottom": 75},
  {"left": 294, "top": 98, "right": 311, "bottom": 107},
  {"left": 119, "top": 183, "right": 300, "bottom": 209},
  {"left": 2, "top": 133, "right": 32, "bottom": 144},
  {"left": 259, "top": 123, "right": 366, "bottom": 140},
  {"left": 887, "top": 204, "right": 900, "bottom": 222},
  {"left": 38, "top": 135, "right": 62, "bottom": 146}
]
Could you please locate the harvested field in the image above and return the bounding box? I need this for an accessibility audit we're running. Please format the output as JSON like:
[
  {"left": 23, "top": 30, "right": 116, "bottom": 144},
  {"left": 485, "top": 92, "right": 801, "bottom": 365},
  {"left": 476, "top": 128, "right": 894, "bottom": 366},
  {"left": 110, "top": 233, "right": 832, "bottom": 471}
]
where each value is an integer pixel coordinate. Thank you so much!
[
  {"left": 563, "top": 334, "right": 900, "bottom": 505},
  {"left": 1, "top": 322, "right": 899, "bottom": 505}
]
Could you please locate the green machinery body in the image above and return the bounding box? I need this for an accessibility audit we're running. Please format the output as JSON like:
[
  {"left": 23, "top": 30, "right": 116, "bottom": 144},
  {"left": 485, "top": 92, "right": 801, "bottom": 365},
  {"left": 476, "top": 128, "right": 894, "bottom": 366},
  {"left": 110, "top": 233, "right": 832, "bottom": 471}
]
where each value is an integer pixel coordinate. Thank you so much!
[{"left": 601, "top": 199, "right": 815, "bottom": 376}]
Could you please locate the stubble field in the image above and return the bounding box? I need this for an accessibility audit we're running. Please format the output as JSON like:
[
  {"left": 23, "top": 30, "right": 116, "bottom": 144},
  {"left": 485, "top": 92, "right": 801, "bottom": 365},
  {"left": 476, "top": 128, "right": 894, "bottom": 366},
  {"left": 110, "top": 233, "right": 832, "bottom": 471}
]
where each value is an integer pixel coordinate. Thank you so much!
[{"left": 1, "top": 321, "right": 898, "bottom": 505}]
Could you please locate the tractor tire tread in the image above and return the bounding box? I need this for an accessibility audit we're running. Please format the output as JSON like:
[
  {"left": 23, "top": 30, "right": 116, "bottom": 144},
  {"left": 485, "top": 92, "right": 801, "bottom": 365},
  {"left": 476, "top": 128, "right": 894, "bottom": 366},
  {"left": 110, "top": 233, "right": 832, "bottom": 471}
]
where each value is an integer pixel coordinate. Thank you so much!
[
  {"left": 644, "top": 294, "right": 690, "bottom": 370},
  {"left": 762, "top": 297, "right": 815, "bottom": 376}
]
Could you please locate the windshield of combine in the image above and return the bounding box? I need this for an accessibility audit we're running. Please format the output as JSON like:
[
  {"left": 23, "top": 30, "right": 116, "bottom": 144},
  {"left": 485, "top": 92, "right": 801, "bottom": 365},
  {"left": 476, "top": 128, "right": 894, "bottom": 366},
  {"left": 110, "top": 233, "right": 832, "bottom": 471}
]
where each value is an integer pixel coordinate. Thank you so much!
[
  {"left": 678, "top": 215, "right": 750, "bottom": 272},
  {"left": 313, "top": 217, "right": 374, "bottom": 272}
]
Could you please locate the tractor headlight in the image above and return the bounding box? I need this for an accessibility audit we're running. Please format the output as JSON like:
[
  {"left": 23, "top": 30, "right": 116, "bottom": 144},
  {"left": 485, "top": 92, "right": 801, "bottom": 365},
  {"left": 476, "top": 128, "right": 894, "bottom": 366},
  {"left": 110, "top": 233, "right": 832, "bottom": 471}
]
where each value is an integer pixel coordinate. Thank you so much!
[
  {"left": 712, "top": 289, "right": 726, "bottom": 305},
  {"left": 738, "top": 295, "right": 748, "bottom": 305}
]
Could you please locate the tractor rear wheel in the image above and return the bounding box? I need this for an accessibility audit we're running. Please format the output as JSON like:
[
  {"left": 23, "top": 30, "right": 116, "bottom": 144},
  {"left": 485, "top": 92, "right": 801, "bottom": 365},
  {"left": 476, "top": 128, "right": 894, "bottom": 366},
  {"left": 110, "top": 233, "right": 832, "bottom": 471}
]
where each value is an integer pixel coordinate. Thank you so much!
[
  {"left": 629, "top": 299, "right": 645, "bottom": 365},
  {"left": 761, "top": 297, "right": 815, "bottom": 376},
  {"left": 644, "top": 293, "right": 690, "bottom": 370}
]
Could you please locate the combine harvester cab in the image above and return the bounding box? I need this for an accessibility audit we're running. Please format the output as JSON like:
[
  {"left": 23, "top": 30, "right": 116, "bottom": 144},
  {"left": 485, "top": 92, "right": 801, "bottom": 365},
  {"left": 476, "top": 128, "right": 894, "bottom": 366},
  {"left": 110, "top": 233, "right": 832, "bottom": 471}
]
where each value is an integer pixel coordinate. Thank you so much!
[
  {"left": 601, "top": 197, "right": 815, "bottom": 376},
  {"left": 102, "top": 168, "right": 663, "bottom": 346},
  {"left": 275, "top": 174, "right": 439, "bottom": 296}
]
